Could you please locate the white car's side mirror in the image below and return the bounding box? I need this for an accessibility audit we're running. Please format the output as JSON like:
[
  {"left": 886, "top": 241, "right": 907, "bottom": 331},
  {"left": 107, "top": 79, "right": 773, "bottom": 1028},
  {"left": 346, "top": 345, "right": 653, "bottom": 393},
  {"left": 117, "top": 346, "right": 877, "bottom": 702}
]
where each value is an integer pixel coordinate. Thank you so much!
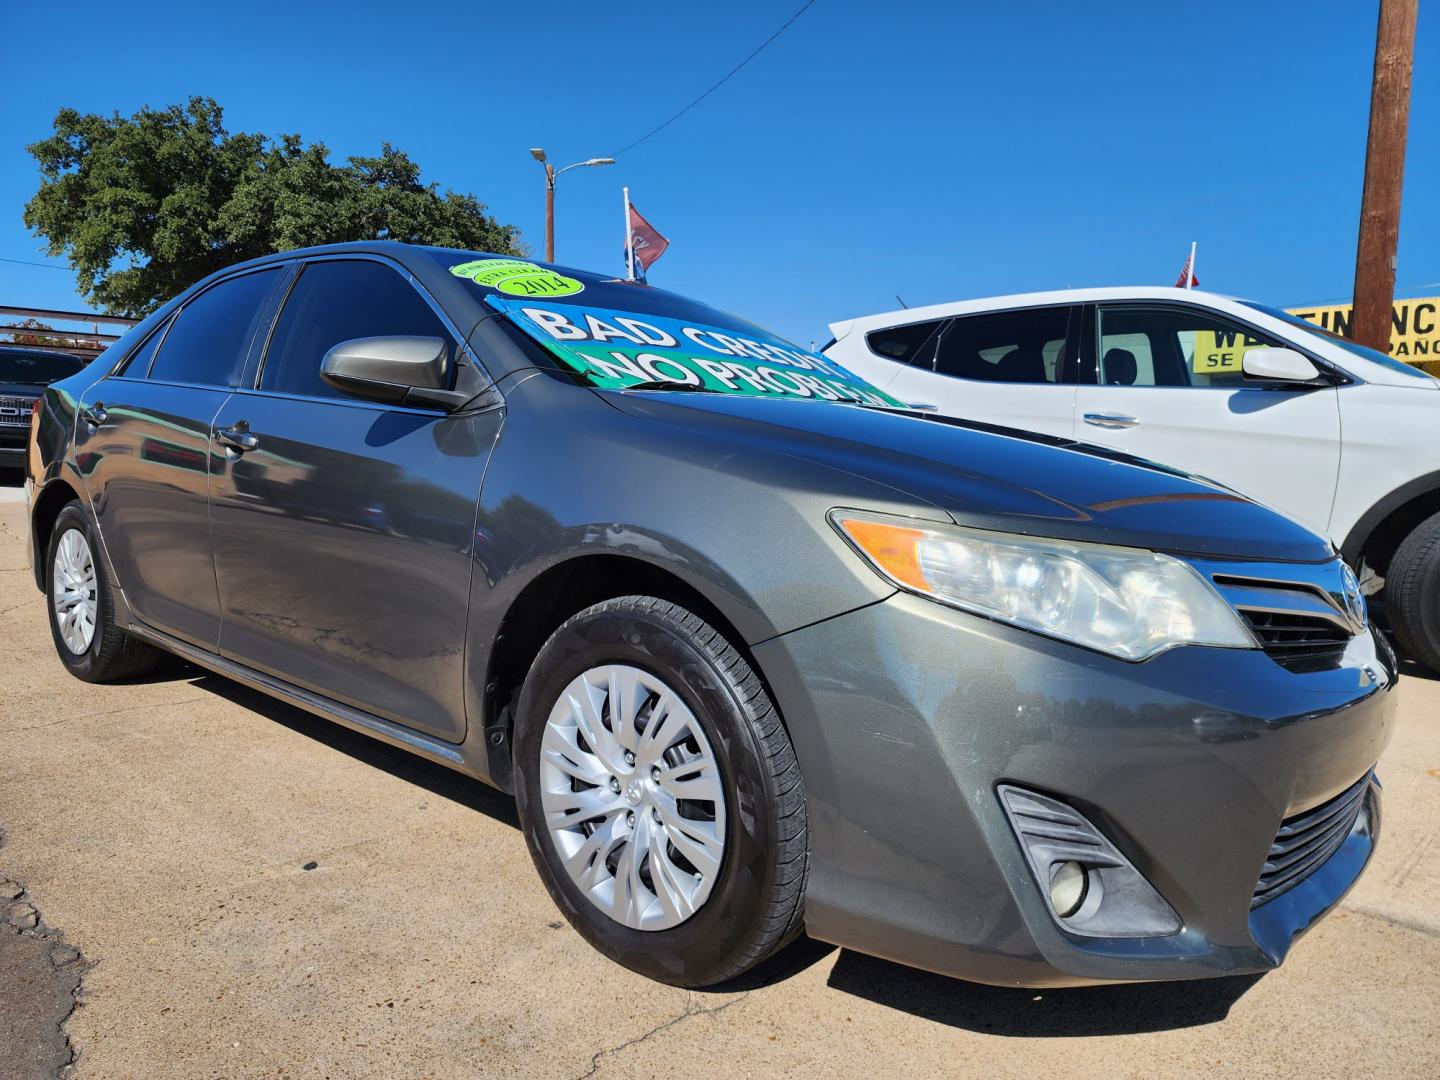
[{"left": 1242, "top": 347, "right": 1320, "bottom": 383}]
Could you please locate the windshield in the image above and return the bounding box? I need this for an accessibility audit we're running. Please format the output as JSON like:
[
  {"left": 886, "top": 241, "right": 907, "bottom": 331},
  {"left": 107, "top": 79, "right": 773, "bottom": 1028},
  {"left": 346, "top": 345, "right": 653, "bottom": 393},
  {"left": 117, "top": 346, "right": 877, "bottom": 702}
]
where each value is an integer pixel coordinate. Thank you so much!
[
  {"left": 0, "top": 349, "right": 85, "bottom": 385},
  {"left": 1242, "top": 302, "right": 1433, "bottom": 379},
  {"left": 430, "top": 250, "right": 907, "bottom": 407},
  {"left": 487, "top": 296, "right": 908, "bottom": 407}
]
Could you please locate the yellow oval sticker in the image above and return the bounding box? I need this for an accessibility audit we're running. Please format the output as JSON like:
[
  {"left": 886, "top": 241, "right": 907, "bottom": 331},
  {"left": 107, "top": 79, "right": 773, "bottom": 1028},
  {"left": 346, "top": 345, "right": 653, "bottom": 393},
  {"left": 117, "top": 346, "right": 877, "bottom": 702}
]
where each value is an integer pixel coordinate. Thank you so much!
[{"left": 449, "top": 259, "right": 584, "bottom": 298}]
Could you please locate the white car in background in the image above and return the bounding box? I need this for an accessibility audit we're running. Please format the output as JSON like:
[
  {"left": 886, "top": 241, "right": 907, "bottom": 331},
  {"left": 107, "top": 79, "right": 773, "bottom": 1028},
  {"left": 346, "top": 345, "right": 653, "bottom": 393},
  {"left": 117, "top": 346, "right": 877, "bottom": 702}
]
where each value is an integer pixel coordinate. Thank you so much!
[{"left": 824, "top": 287, "right": 1440, "bottom": 669}]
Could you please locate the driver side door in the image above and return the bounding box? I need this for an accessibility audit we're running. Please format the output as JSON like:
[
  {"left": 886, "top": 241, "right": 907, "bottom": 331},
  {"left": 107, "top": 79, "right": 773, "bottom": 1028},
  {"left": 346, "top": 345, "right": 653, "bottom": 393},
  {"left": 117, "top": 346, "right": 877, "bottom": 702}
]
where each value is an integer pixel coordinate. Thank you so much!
[{"left": 208, "top": 256, "right": 504, "bottom": 742}]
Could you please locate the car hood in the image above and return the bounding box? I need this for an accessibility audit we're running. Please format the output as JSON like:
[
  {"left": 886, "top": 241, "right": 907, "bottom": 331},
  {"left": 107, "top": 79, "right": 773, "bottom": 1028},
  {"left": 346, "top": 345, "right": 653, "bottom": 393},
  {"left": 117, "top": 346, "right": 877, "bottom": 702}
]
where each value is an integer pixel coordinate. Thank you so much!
[{"left": 605, "top": 392, "right": 1335, "bottom": 563}]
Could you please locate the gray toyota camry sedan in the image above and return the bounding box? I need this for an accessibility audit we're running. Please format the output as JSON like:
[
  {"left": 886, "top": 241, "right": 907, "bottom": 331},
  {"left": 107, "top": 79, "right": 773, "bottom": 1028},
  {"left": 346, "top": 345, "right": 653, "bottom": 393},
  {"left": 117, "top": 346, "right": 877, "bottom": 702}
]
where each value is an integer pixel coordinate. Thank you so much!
[{"left": 26, "top": 242, "right": 1394, "bottom": 988}]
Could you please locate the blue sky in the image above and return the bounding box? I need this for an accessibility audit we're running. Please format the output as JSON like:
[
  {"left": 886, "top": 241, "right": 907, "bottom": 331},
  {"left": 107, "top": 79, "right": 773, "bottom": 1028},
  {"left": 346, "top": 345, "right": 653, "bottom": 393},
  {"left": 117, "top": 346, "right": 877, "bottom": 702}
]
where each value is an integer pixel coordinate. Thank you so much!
[{"left": 2, "top": 0, "right": 1436, "bottom": 344}]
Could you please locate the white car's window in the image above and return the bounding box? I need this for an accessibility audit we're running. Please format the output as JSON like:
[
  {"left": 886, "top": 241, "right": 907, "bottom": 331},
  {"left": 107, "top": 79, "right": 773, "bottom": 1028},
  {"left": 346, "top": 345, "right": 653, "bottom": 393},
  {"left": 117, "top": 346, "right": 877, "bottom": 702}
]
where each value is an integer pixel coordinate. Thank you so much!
[
  {"left": 930, "top": 307, "right": 1073, "bottom": 384},
  {"left": 1098, "top": 306, "right": 1284, "bottom": 388},
  {"left": 865, "top": 319, "right": 946, "bottom": 364}
]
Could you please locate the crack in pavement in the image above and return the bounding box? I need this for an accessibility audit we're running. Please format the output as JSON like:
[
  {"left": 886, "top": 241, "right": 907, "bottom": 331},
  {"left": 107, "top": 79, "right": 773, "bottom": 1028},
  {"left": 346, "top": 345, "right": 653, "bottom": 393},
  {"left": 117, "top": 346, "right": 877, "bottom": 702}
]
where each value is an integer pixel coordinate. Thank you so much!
[
  {"left": 574, "top": 991, "right": 749, "bottom": 1079},
  {"left": 0, "top": 826, "right": 93, "bottom": 1080}
]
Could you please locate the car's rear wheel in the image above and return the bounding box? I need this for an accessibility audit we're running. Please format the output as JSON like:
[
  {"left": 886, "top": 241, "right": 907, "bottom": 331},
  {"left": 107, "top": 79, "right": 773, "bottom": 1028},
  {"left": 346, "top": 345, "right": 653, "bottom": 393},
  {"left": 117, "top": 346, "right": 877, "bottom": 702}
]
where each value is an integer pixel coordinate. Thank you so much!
[
  {"left": 46, "top": 502, "right": 167, "bottom": 682},
  {"left": 513, "top": 595, "right": 808, "bottom": 986}
]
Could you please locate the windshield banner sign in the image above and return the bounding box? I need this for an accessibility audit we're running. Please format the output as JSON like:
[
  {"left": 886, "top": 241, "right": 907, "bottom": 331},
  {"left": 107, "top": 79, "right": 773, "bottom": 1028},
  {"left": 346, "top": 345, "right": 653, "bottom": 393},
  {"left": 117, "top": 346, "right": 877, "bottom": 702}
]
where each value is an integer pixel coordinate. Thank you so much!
[{"left": 487, "top": 297, "right": 909, "bottom": 406}]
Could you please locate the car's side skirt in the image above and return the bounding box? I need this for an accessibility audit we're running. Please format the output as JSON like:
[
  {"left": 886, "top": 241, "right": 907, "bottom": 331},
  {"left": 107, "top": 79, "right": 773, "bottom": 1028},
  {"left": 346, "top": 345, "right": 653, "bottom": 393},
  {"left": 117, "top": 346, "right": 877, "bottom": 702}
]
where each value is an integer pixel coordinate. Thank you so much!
[{"left": 126, "top": 622, "right": 484, "bottom": 779}]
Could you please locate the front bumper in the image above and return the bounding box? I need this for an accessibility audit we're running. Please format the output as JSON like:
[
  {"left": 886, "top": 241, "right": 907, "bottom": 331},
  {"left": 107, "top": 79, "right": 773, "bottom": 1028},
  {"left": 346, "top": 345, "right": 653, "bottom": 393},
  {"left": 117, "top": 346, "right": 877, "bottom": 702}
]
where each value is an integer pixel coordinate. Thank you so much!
[{"left": 753, "top": 591, "right": 1397, "bottom": 987}]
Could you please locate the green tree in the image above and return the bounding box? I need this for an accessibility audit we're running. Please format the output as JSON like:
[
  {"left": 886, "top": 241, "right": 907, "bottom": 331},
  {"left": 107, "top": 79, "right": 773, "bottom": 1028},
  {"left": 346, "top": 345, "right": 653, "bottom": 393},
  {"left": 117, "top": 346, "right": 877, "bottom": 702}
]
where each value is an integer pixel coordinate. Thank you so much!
[{"left": 24, "top": 97, "right": 524, "bottom": 316}]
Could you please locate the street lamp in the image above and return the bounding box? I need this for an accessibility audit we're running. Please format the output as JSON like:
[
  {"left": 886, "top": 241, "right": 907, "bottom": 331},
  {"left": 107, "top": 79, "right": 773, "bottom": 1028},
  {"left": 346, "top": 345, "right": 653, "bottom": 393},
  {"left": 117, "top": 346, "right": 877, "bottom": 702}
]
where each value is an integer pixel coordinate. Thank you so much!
[{"left": 530, "top": 148, "right": 615, "bottom": 263}]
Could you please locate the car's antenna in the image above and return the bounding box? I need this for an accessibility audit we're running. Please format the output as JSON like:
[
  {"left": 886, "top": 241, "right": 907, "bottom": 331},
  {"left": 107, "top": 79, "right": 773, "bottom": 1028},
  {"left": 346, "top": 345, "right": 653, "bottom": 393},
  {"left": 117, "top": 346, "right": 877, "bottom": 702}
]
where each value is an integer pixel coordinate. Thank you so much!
[{"left": 895, "top": 294, "right": 909, "bottom": 309}]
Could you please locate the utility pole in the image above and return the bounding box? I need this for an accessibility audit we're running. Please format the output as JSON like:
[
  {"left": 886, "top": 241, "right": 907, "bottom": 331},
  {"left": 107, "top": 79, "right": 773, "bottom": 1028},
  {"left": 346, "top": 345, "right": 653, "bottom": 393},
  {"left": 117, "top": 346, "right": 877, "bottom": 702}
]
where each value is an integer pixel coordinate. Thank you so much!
[{"left": 1351, "top": 0, "right": 1418, "bottom": 352}]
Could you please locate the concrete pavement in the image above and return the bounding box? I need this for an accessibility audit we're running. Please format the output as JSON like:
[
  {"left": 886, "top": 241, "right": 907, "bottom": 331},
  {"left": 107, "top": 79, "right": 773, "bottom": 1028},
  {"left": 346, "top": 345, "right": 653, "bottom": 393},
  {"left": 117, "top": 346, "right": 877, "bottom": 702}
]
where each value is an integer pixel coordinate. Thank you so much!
[{"left": 1, "top": 491, "right": 1438, "bottom": 1078}]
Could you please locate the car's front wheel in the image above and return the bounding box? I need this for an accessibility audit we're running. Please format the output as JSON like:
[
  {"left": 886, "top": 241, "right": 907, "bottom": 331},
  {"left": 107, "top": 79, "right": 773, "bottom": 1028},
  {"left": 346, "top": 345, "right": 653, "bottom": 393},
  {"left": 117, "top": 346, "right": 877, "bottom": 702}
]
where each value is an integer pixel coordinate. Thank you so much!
[
  {"left": 513, "top": 595, "right": 808, "bottom": 986},
  {"left": 46, "top": 501, "right": 167, "bottom": 682}
]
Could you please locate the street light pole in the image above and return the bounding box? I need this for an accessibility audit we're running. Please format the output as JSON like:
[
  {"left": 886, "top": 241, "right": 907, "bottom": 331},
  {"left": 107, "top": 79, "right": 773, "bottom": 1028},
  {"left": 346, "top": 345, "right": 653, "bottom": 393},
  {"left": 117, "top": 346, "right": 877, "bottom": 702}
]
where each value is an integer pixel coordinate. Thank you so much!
[
  {"left": 543, "top": 161, "right": 556, "bottom": 263},
  {"left": 530, "top": 149, "right": 615, "bottom": 264}
]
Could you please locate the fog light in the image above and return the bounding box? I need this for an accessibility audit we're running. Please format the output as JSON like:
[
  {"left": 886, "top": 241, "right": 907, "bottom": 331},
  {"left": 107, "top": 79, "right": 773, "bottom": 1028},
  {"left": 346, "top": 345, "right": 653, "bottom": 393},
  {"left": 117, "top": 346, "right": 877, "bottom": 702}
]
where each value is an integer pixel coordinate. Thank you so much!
[
  {"left": 997, "top": 784, "right": 1181, "bottom": 938},
  {"left": 1049, "top": 860, "right": 1087, "bottom": 918}
]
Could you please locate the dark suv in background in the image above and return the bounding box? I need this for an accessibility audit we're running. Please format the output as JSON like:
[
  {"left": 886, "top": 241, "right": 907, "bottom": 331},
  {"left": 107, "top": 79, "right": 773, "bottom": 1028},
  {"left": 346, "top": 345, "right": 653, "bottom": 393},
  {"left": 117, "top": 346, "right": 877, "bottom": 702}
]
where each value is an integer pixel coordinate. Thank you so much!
[{"left": 0, "top": 345, "right": 85, "bottom": 471}]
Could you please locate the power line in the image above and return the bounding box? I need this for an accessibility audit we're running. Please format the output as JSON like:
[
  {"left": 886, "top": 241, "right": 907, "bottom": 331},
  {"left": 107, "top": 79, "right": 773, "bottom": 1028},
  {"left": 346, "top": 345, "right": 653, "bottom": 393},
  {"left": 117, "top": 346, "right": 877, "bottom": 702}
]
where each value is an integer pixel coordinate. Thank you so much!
[
  {"left": 614, "top": 0, "right": 819, "bottom": 157},
  {"left": 0, "top": 255, "right": 72, "bottom": 271}
]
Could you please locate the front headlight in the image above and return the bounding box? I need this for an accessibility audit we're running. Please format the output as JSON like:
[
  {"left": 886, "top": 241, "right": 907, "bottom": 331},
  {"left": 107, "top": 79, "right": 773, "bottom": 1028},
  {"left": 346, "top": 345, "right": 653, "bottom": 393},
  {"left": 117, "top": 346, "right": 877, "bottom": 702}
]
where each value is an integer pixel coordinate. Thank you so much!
[{"left": 832, "top": 510, "right": 1256, "bottom": 661}]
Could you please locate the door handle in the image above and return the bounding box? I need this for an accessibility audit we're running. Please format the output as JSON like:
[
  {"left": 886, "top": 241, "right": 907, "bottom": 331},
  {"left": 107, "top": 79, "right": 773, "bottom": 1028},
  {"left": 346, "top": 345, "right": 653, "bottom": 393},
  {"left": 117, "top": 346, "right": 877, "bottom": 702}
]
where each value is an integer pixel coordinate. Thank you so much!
[
  {"left": 1083, "top": 412, "right": 1139, "bottom": 429},
  {"left": 215, "top": 422, "right": 259, "bottom": 453},
  {"left": 79, "top": 402, "right": 108, "bottom": 427}
]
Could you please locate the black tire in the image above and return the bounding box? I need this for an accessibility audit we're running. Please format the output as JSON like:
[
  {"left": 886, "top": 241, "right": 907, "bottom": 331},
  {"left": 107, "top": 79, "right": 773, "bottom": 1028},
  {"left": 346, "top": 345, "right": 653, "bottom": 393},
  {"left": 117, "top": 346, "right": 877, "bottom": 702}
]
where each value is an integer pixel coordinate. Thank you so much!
[
  {"left": 1386, "top": 510, "right": 1440, "bottom": 673},
  {"left": 513, "top": 596, "right": 808, "bottom": 987},
  {"left": 45, "top": 501, "right": 168, "bottom": 682}
]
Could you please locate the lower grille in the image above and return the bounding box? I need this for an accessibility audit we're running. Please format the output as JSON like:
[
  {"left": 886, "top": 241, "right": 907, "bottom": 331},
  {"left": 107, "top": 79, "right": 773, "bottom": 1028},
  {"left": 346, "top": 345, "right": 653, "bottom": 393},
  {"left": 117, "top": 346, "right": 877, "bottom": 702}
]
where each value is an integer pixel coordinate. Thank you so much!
[
  {"left": 1252, "top": 774, "right": 1370, "bottom": 909},
  {"left": 1239, "top": 609, "right": 1352, "bottom": 660}
]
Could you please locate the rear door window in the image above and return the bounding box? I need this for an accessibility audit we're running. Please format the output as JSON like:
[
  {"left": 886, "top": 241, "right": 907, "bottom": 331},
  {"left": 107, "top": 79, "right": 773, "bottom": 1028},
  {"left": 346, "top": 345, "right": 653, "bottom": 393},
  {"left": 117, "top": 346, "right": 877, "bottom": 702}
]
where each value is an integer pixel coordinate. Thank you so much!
[
  {"left": 931, "top": 307, "right": 1075, "bottom": 383},
  {"left": 259, "top": 260, "right": 456, "bottom": 401},
  {"left": 148, "top": 268, "right": 282, "bottom": 387},
  {"left": 116, "top": 318, "right": 171, "bottom": 378}
]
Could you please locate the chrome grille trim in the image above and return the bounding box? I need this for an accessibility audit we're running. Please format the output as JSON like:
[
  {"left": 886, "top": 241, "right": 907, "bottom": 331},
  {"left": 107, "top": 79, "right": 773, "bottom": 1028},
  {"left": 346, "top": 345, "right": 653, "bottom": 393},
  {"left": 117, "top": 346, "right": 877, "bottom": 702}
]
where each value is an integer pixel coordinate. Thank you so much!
[{"left": 1187, "top": 556, "right": 1365, "bottom": 663}]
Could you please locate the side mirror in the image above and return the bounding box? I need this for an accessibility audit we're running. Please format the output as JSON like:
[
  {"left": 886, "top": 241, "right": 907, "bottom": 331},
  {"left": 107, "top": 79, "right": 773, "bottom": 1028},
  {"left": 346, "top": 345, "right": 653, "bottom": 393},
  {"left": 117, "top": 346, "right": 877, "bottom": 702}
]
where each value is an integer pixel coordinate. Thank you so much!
[
  {"left": 1242, "top": 347, "right": 1320, "bottom": 384},
  {"left": 321, "top": 336, "right": 471, "bottom": 410}
]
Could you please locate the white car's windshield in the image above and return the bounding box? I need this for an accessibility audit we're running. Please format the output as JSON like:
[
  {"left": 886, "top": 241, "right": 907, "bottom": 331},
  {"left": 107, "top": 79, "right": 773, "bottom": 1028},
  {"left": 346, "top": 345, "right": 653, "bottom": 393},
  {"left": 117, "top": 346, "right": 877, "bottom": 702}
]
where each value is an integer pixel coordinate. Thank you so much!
[{"left": 1242, "top": 302, "right": 1432, "bottom": 379}]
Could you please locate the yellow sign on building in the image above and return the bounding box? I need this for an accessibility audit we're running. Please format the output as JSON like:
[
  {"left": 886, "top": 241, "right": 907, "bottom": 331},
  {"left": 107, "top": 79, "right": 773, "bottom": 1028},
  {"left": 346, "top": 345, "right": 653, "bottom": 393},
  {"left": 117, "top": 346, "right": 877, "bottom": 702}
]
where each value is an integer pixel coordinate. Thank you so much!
[{"left": 1285, "top": 297, "right": 1440, "bottom": 372}]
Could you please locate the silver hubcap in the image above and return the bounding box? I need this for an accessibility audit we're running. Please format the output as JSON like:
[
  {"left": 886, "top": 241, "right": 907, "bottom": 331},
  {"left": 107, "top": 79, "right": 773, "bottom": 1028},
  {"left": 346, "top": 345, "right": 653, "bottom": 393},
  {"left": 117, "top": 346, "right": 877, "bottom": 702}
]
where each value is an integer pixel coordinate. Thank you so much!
[
  {"left": 540, "top": 664, "right": 727, "bottom": 931},
  {"left": 52, "top": 528, "right": 98, "bottom": 655}
]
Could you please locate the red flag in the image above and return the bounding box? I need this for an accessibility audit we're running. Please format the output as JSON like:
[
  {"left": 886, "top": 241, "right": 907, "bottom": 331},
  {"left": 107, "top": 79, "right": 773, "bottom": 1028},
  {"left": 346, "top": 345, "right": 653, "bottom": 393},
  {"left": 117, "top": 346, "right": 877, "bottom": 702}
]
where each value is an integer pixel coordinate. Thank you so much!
[
  {"left": 1175, "top": 251, "right": 1199, "bottom": 288},
  {"left": 626, "top": 203, "right": 669, "bottom": 280}
]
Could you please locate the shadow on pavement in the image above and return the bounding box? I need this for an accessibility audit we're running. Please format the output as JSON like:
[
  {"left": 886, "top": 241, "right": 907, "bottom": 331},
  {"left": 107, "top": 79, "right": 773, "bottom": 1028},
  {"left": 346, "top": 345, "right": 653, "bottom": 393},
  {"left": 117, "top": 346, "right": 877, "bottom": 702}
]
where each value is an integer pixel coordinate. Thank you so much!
[
  {"left": 826, "top": 950, "right": 1263, "bottom": 1035},
  {"left": 184, "top": 671, "right": 520, "bottom": 828}
]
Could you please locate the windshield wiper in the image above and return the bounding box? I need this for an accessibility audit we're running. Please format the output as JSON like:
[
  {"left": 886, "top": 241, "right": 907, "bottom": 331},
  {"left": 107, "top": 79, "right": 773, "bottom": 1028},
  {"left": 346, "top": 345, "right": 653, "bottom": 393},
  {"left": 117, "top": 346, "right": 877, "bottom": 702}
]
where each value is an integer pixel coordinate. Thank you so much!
[{"left": 618, "top": 381, "right": 721, "bottom": 393}]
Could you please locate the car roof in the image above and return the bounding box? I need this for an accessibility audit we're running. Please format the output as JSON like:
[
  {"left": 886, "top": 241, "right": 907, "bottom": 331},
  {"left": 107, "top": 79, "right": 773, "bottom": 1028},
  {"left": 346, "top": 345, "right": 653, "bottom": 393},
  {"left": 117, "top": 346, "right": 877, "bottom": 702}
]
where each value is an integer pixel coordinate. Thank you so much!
[
  {"left": 827, "top": 286, "right": 1245, "bottom": 339},
  {"left": 195, "top": 240, "right": 674, "bottom": 301},
  {"left": 179, "top": 241, "right": 804, "bottom": 353}
]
